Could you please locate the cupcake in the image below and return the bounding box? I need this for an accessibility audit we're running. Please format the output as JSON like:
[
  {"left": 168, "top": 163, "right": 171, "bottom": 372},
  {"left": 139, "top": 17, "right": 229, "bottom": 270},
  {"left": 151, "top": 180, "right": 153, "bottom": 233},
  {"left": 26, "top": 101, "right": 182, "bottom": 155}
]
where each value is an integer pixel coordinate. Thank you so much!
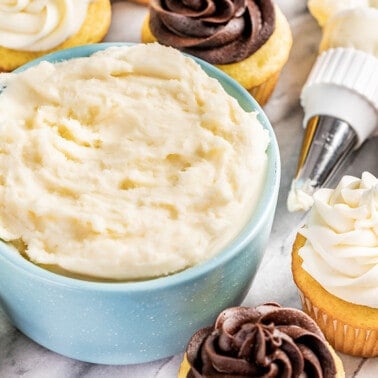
[
  {"left": 307, "top": 0, "right": 378, "bottom": 58},
  {"left": 307, "top": 0, "right": 364, "bottom": 27},
  {"left": 141, "top": 0, "right": 292, "bottom": 106},
  {"left": 178, "top": 303, "right": 344, "bottom": 377},
  {"left": 0, "top": 0, "right": 111, "bottom": 72},
  {"left": 292, "top": 172, "right": 378, "bottom": 357}
]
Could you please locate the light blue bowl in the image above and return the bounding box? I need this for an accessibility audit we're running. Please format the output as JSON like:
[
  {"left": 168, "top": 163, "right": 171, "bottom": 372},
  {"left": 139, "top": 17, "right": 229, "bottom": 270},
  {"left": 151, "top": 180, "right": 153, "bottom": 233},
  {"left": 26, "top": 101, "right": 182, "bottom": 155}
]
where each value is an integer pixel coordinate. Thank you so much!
[{"left": 0, "top": 43, "right": 280, "bottom": 365}]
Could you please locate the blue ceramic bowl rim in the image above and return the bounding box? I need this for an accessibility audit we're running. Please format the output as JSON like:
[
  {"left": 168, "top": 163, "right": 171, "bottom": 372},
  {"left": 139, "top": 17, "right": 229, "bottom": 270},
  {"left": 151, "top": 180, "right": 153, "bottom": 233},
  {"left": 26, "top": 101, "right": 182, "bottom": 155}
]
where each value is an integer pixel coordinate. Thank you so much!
[{"left": 0, "top": 42, "right": 281, "bottom": 292}]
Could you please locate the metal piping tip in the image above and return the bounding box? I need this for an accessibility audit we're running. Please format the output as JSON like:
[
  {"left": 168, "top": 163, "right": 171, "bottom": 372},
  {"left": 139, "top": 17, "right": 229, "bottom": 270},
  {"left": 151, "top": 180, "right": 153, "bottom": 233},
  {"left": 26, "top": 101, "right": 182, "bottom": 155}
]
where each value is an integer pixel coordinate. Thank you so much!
[
  {"left": 287, "top": 49, "right": 378, "bottom": 212},
  {"left": 287, "top": 115, "right": 358, "bottom": 212}
]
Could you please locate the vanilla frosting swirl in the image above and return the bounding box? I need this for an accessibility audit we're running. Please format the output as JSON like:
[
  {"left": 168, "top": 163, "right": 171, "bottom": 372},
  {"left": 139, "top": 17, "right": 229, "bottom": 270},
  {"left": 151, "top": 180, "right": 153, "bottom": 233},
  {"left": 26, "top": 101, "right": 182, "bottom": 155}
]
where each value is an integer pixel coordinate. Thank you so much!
[
  {"left": 0, "top": 0, "right": 90, "bottom": 51},
  {"left": 299, "top": 172, "right": 378, "bottom": 308},
  {"left": 186, "top": 303, "right": 337, "bottom": 377},
  {"left": 149, "top": 0, "right": 275, "bottom": 64}
]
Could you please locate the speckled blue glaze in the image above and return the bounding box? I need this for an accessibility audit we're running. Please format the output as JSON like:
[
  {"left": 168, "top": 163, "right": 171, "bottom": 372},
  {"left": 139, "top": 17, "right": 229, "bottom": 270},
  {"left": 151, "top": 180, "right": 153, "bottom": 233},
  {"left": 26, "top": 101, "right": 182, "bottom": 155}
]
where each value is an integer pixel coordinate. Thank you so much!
[{"left": 0, "top": 43, "right": 280, "bottom": 365}]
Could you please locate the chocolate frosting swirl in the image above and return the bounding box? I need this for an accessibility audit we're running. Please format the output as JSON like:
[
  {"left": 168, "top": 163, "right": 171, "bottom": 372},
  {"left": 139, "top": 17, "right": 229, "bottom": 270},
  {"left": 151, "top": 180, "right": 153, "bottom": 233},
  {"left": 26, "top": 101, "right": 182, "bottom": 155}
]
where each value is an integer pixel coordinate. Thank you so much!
[
  {"left": 186, "top": 303, "right": 337, "bottom": 377},
  {"left": 149, "top": 0, "right": 275, "bottom": 64}
]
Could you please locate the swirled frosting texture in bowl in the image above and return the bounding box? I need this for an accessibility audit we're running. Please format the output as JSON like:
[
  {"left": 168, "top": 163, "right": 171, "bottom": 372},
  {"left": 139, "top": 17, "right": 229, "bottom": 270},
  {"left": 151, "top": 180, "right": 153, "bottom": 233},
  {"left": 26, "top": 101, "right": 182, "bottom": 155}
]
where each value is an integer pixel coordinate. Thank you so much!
[
  {"left": 186, "top": 303, "right": 337, "bottom": 377},
  {"left": 0, "top": 43, "right": 269, "bottom": 280},
  {"left": 149, "top": 0, "right": 275, "bottom": 64},
  {"left": 299, "top": 172, "right": 378, "bottom": 308},
  {"left": 0, "top": 0, "right": 90, "bottom": 51}
]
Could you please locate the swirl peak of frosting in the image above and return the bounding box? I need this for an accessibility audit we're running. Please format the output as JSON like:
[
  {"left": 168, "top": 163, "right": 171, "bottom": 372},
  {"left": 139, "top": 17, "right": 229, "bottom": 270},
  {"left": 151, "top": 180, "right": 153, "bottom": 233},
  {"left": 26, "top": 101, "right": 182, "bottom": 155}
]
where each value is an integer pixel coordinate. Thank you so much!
[
  {"left": 186, "top": 303, "right": 337, "bottom": 377},
  {"left": 299, "top": 172, "right": 378, "bottom": 308},
  {"left": 0, "top": 0, "right": 90, "bottom": 52},
  {"left": 149, "top": 0, "right": 275, "bottom": 64}
]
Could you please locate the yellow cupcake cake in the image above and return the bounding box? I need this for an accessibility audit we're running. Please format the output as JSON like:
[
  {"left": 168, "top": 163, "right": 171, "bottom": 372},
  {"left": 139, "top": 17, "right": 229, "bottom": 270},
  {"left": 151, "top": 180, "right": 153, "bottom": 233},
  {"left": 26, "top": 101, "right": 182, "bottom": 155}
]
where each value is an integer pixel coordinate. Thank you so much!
[
  {"left": 178, "top": 303, "right": 345, "bottom": 377},
  {"left": 292, "top": 172, "right": 378, "bottom": 357},
  {"left": 141, "top": 0, "right": 292, "bottom": 106},
  {"left": 0, "top": 0, "right": 111, "bottom": 72}
]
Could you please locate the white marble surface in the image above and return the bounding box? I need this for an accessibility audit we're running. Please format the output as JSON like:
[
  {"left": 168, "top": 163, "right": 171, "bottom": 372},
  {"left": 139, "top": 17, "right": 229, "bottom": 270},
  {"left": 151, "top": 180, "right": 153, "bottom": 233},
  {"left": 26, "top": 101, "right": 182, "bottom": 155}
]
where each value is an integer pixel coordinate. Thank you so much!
[{"left": 0, "top": 1, "right": 377, "bottom": 377}]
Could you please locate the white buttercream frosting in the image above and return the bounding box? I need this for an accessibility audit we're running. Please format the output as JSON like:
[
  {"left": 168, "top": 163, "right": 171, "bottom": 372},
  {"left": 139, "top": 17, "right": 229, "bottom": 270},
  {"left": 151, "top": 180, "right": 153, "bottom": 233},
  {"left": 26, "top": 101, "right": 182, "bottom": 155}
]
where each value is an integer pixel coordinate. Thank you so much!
[
  {"left": 299, "top": 172, "right": 378, "bottom": 308},
  {"left": 320, "top": 7, "right": 378, "bottom": 58},
  {"left": 0, "top": 44, "right": 269, "bottom": 280},
  {"left": 0, "top": 0, "right": 90, "bottom": 51},
  {"left": 287, "top": 180, "right": 314, "bottom": 212},
  {"left": 308, "top": 0, "right": 378, "bottom": 58}
]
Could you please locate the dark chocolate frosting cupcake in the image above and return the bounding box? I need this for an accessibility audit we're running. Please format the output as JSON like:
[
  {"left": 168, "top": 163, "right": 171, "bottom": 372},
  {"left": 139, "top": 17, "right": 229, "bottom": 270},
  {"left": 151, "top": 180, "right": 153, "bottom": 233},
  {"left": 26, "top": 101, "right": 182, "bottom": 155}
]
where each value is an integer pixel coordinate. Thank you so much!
[
  {"left": 149, "top": 0, "right": 275, "bottom": 64},
  {"left": 185, "top": 303, "right": 337, "bottom": 377}
]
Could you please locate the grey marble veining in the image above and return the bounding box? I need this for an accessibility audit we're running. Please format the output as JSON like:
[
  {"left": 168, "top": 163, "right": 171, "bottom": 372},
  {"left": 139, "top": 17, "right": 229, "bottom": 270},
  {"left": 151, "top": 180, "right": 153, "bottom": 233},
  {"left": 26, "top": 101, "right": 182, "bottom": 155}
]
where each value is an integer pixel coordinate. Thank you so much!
[{"left": 0, "top": 1, "right": 377, "bottom": 377}]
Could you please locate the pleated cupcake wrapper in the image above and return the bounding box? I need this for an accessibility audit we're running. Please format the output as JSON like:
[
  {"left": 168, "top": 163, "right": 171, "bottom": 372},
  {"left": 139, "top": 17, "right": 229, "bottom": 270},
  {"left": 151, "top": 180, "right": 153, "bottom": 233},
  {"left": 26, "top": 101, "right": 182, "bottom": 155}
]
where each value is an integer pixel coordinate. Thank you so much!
[
  {"left": 247, "top": 70, "right": 282, "bottom": 107},
  {"left": 298, "top": 291, "right": 378, "bottom": 357}
]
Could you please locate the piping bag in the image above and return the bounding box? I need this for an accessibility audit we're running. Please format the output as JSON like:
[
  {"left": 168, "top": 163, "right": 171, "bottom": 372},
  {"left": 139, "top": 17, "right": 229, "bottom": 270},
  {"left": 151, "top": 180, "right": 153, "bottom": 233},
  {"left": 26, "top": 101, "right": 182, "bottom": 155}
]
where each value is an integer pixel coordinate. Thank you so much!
[{"left": 287, "top": 47, "right": 378, "bottom": 212}]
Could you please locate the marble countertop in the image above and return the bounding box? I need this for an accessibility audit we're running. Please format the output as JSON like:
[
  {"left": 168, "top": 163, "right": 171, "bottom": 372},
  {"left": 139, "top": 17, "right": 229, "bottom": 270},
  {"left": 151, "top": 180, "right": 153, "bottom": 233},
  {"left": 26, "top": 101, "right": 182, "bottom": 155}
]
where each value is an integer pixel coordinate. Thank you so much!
[{"left": 0, "top": 1, "right": 377, "bottom": 377}]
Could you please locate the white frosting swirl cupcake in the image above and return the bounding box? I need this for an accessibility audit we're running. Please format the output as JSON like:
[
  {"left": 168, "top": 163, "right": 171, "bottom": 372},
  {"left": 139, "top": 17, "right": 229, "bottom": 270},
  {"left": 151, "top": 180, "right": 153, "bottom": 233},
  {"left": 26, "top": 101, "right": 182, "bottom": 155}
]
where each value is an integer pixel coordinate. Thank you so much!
[
  {"left": 0, "top": 0, "right": 111, "bottom": 71},
  {"left": 0, "top": 0, "right": 90, "bottom": 51},
  {"left": 292, "top": 172, "right": 378, "bottom": 357},
  {"left": 299, "top": 172, "right": 378, "bottom": 308}
]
